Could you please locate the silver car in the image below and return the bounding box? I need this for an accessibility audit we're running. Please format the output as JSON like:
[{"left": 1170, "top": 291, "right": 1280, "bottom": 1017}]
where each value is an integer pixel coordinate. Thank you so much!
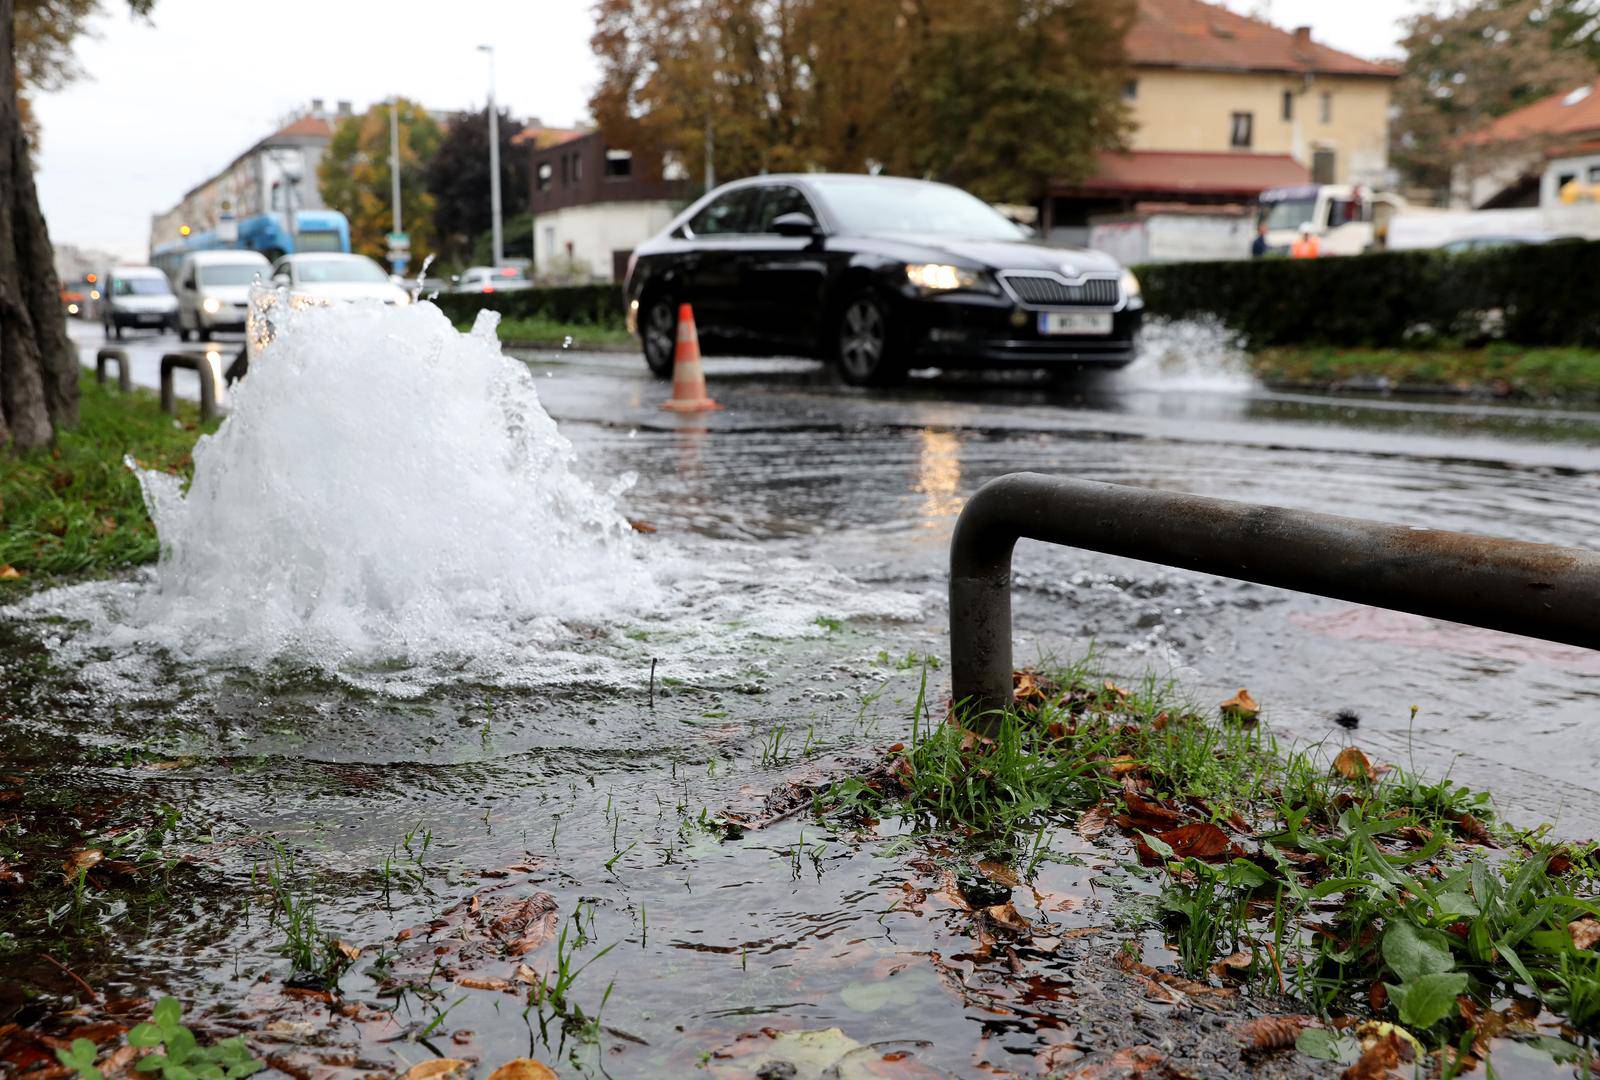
[{"left": 103, "top": 266, "right": 179, "bottom": 339}]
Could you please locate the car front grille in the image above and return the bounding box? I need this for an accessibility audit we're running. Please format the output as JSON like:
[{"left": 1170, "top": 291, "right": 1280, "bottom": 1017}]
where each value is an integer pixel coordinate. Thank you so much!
[{"left": 998, "top": 272, "right": 1119, "bottom": 308}]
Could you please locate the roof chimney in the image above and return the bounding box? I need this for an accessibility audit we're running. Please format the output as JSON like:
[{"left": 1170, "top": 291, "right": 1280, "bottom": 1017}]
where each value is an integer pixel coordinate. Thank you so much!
[
  {"left": 1293, "top": 26, "right": 1312, "bottom": 46},
  {"left": 311, "top": 97, "right": 325, "bottom": 114},
  {"left": 336, "top": 100, "right": 353, "bottom": 116}
]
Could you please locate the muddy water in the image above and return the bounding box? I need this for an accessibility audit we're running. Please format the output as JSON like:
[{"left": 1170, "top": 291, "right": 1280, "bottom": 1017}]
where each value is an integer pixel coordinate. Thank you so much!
[{"left": 4, "top": 335, "right": 1598, "bottom": 1077}]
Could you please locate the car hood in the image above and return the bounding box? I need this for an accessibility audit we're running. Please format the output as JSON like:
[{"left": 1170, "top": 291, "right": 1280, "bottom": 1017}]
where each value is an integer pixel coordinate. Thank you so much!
[
  {"left": 291, "top": 282, "right": 408, "bottom": 303},
  {"left": 199, "top": 285, "right": 253, "bottom": 305},
  {"left": 111, "top": 294, "right": 178, "bottom": 312},
  {"left": 858, "top": 235, "right": 1123, "bottom": 274}
]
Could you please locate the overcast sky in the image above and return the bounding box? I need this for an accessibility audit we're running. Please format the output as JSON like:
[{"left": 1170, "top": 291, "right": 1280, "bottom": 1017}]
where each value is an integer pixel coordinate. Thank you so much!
[{"left": 33, "top": 0, "right": 1421, "bottom": 260}]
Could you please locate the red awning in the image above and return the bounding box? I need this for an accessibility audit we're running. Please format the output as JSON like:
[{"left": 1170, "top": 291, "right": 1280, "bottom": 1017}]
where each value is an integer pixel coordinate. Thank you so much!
[{"left": 1052, "top": 151, "right": 1311, "bottom": 199}]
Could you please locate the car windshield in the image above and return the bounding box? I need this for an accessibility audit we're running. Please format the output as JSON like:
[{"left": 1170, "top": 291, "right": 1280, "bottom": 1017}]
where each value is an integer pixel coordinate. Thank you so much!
[
  {"left": 113, "top": 276, "right": 170, "bottom": 296},
  {"left": 294, "top": 258, "right": 388, "bottom": 284},
  {"left": 809, "top": 178, "right": 1025, "bottom": 240},
  {"left": 199, "top": 263, "right": 262, "bottom": 287},
  {"left": 1263, "top": 197, "right": 1317, "bottom": 231}
]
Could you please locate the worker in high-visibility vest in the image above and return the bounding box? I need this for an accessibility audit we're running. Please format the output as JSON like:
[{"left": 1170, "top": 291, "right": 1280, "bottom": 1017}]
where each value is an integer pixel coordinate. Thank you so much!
[{"left": 1290, "top": 222, "right": 1321, "bottom": 259}]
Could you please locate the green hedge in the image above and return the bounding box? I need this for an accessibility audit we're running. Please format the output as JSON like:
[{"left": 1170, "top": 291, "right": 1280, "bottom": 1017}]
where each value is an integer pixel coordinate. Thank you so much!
[
  {"left": 1135, "top": 239, "right": 1600, "bottom": 349},
  {"left": 431, "top": 284, "right": 625, "bottom": 327}
]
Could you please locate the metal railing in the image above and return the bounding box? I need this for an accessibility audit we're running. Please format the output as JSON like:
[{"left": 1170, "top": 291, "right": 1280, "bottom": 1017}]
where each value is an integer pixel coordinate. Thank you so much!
[
  {"left": 949, "top": 473, "right": 1600, "bottom": 718},
  {"left": 159, "top": 350, "right": 221, "bottom": 422},
  {"left": 94, "top": 347, "right": 131, "bottom": 393}
]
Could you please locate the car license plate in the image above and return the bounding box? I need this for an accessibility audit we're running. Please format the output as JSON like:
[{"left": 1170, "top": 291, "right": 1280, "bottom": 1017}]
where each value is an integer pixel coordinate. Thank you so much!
[
  {"left": 138, "top": 314, "right": 162, "bottom": 324},
  {"left": 1037, "top": 311, "right": 1112, "bottom": 336}
]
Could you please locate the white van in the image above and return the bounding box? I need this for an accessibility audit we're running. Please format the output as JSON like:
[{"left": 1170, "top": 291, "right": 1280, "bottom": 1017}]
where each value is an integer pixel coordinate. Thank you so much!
[
  {"left": 102, "top": 266, "right": 178, "bottom": 339},
  {"left": 176, "top": 250, "right": 272, "bottom": 340}
]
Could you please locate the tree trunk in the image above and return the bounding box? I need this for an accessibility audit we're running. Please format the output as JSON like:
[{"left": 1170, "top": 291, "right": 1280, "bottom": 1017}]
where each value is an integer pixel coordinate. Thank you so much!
[{"left": 0, "top": 0, "right": 77, "bottom": 450}]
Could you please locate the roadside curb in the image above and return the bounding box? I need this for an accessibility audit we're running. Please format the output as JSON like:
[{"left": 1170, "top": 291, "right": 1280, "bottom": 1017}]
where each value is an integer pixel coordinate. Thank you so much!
[
  {"left": 1257, "top": 376, "right": 1599, "bottom": 406},
  {"left": 498, "top": 338, "right": 632, "bottom": 354}
]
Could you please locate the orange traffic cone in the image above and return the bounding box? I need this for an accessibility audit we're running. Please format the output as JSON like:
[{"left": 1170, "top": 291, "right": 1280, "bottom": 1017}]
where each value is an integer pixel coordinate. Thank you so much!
[{"left": 661, "top": 304, "right": 722, "bottom": 413}]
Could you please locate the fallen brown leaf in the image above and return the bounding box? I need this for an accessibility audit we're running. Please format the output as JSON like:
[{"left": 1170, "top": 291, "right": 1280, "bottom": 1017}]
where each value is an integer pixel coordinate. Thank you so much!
[
  {"left": 975, "top": 859, "right": 1020, "bottom": 888},
  {"left": 63, "top": 848, "right": 103, "bottom": 879},
  {"left": 985, "top": 902, "right": 1030, "bottom": 933},
  {"left": 1076, "top": 805, "right": 1112, "bottom": 840},
  {"left": 1211, "top": 951, "right": 1253, "bottom": 982},
  {"left": 333, "top": 940, "right": 361, "bottom": 961},
  {"left": 1453, "top": 813, "right": 1496, "bottom": 847},
  {"left": 402, "top": 1060, "right": 468, "bottom": 1080},
  {"left": 485, "top": 1061, "right": 556, "bottom": 1080},
  {"left": 1333, "top": 746, "right": 1373, "bottom": 781},
  {"left": 1236, "top": 1015, "right": 1310, "bottom": 1051},
  {"left": 1136, "top": 822, "right": 1242, "bottom": 865},
  {"left": 1570, "top": 917, "right": 1600, "bottom": 951},
  {"left": 1342, "top": 1029, "right": 1408, "bottom": 1080},
  {"left": 0, "top": 565, "right": 22, "bottom": 580},
  {"left": 1220, "top": 688, "right": 1259, "bottom": 722}
]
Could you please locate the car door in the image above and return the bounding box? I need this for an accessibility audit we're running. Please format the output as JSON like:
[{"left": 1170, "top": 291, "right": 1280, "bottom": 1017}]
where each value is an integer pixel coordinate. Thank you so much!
[
  {"left": 740, "top": 184, "right": 832, "bottom": 350},
  {"left": 680, "top": 186, "right": 761, "bottom": 347}
]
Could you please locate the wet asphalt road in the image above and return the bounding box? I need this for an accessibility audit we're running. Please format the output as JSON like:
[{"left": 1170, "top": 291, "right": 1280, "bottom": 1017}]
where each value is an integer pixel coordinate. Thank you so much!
[{"left": 72, "top": 319, "right": 1600, "bottom": 832}]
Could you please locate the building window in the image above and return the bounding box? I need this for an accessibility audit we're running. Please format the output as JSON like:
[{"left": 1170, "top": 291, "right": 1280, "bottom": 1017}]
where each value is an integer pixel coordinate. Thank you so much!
[
  {"left": 537, "top": 162, "right": 552, "bottom": 191},
  {"left": 1122, "top": 78, "right": 1138, "bottom": 101},
  {"left": 604, "top": 148, "right": 633, "bottom": 179},
  {"left": 1230, "top": 112, "right": 1253, "bottom": 149},
  {"left": 1312, "top": 148, "right": 1337, "bottom": 184},
  {"left": 1320, "top": 91, "right": 1332, "bottom": 123},
  {"left": 561, "top": 156, "right": 570, "bottom": 185},
  {"left": 1282, "top": 90, "right": 1293, "bottom": 122},
  {"left": 572, "top": 154, "right": 583, "bottom": 182}
]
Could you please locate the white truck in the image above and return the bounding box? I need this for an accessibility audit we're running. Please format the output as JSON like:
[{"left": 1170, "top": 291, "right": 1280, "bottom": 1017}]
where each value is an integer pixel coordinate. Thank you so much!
[
  {"left": 1087, "top": 207, "right": 1255, "bottom": 265},
  {"left": 1383, "top": 200, "right": 1600, "bottom": 251},
  {"left": 1259, "top": 183, "right": 1411, "bottom": 256}
]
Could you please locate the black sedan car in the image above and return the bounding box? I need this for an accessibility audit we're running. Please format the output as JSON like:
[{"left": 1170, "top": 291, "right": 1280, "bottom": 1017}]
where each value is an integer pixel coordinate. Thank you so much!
[{"left": 624, "top": 173, "right": 1142, "bottom": 385}]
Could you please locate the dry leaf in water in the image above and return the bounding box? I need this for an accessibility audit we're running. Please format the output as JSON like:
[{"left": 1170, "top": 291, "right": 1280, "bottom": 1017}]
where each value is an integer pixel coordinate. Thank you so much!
[
  {"left": 64, "top": 848, "right": 103, "bottom": 879},
  {"left": 1220, "top": 688, "right": 1259, "bottom": 722},
  {"left": 486, "top": 1060, "right": 557, "bottom": 1080},
  {"left": 1571, "top": 917, "right": 1600, "bottom": 951},
  {"left": 1136, "top": 822, "right": 1241, "bottom": 864},
  {"left": 1212, "top": 951, "right": 1253, "bottom": 982},
  {"left": 402, "top": 1060, "right": 469, "bottom": 1080},
  {"left": 1333, "top": 746, "right": 1373, "bottom": 781},
  {"left": 1076, "top": 804, "right": 1112, "bottom": 840},
  {"left": 334, "top": 940, "right": 361, "bottom": 961}
]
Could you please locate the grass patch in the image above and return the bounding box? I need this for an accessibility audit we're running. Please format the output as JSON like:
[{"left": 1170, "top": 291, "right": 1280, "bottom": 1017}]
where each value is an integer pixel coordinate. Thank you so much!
[
  {"left": 1253, "top": 343, "right": 1600, "bottom": 400},
  {"left": 0, "top": 374, "right": 217, "bottom": 584},
  {"left": 817, "top": 660, "right": 1600, "bottom": 1073},
  {"left": 466, "top": 315, "right": 632, "bottom": 349}
]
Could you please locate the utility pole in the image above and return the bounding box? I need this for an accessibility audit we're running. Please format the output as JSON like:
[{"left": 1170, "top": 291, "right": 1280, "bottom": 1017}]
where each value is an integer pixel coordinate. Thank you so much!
[
  {"left": 479, "top": 44, "right": 504, "bottom": 268},
  {"left": 702, "top": 10, "right": 716, "bottom": 190},
  {"left": 389, "top": 98, "right": 405, "bottom": 273}
]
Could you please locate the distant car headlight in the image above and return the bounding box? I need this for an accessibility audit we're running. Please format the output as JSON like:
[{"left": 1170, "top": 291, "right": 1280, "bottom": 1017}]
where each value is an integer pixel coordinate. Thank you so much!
[
  {"left": 1120, "top": 269, "right": 1141, "bottom": 302},
  {"left": 67, "top": 303, "right": 79, "bottom": 314},
  {"left": 202, "top": 297, "right": 222, "bottom": 314},
  {"left": 905, "top": 263, "right": 981, "bottom": 291}
]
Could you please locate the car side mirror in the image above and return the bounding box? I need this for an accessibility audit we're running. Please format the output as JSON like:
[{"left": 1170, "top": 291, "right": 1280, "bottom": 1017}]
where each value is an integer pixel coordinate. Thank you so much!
[{"left": 772, "top": 212, "right": 819, "bottom": 238}]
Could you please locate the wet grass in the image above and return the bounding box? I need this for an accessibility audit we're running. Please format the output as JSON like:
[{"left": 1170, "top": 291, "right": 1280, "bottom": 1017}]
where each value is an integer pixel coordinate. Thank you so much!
[
  {"left": 1254, "top": 343, "right": 1600, "bottom": 400},
  {"left": 816, "top": 659, "right": 1600, "bottom": 1074},
  {"left": 0, "top": 373, "right": 219, "bottom": 585}
]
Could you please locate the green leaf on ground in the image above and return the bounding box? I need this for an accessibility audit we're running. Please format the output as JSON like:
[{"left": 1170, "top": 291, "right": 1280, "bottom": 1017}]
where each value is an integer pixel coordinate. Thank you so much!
[{"left": 1389, "top": 972, "right": 1469, "bottom": 1029}]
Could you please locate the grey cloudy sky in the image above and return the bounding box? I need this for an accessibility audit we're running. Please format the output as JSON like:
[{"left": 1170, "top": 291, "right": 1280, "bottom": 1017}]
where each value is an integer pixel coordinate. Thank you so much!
[{"left": 33, "top": 0, "right": 1421, "bottom": 260}]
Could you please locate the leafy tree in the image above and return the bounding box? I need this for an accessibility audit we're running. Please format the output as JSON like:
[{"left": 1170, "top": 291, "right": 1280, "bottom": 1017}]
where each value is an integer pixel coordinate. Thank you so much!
[
  {"left": 423, "top": 106, "right": 528, "bottom": 263},
  {"left": 317, "top": 99, "right": 441, "bottom": 265},
  {"left": 589, "top": 0, "right": 1134, "bottom": 204},
  {"left": 1391, "top": 0, "right": 1598, "bottom": 200},
  {"left": 3, "top": 0, "right": 153, "bottom": 449}
]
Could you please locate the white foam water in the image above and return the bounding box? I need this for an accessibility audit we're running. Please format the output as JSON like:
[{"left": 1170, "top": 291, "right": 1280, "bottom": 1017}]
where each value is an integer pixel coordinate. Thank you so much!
[
  {"left": 14, "top": 295, "right": 922, "bottom": 697},
  {"left": 1115, "top": 316, "right": 1255, "bottom": 393}
]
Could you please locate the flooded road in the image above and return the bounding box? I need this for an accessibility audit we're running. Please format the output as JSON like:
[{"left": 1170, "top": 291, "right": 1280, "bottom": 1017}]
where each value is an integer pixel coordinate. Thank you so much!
[{"left": 4, "top": 320, "right": 1596, "bottom": 1077}]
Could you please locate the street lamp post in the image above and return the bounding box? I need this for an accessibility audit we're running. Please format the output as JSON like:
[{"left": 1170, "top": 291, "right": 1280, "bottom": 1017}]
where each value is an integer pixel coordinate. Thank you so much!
[
  {"left": 389, "top": 98, "right": 405, "bottom": 274},
  {"left": 478, "top": 44, "right": 504, "bottom": 269}
]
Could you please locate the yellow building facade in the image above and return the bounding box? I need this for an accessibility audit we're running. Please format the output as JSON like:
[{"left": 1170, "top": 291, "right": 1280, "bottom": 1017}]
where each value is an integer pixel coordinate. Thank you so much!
[{"left": 1125, "top": 68, "right": 1394, "bottom": 187}]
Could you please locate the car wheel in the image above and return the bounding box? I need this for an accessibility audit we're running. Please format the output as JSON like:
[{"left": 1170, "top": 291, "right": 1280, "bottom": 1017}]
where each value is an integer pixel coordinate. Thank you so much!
[
  {"left": 113, "top": 321, "right": 123, "bottom": 341},
  {"left": 640, "top": 295, "right": 677, "bottom": 379},
  {"left": 835, "top": 291, "right": 905, "bottom": 386},
  {"left": 178, "top": 321, "right": 191, "bottom": 343}
]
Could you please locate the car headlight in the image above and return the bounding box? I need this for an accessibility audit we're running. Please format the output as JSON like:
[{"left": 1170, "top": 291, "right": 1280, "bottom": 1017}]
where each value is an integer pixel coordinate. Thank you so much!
[
  {"left": 202, "top": 297, "right": 222, "bottom": 314},
  {"left": 1120, "top": 269, "right": 1142, "bottom": 302},
  {"left": 906, "top": 263, "right": 981, "bottom": 291},
  {"left": 394, "top": 291, "right": 411, "bottom": 306}
]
